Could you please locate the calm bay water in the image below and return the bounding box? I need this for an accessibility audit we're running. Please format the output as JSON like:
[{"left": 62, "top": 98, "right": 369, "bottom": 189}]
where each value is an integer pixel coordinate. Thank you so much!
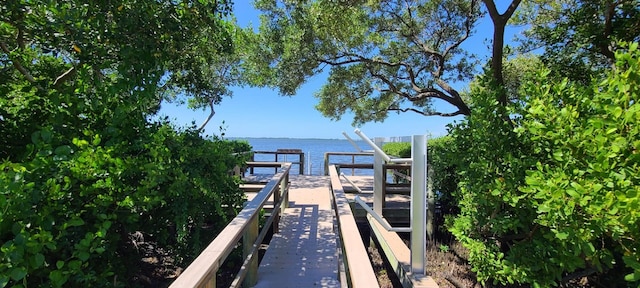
[{"left": 234, "top": 138, "right": 376, "bottom": 176}]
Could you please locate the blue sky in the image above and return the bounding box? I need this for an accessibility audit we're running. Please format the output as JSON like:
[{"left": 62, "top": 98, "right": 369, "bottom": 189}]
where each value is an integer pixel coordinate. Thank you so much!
[{"left": 158, "top": 2, "right": 521, "bottom": 139}]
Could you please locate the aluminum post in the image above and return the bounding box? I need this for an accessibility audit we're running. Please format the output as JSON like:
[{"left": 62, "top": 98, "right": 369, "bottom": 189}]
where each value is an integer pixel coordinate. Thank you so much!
[
  {"left": 373, "top": 147, "right": 384, "bottom": 214},
  {"left": 410, "top": 135, "right": 427, "bottom": 275}
]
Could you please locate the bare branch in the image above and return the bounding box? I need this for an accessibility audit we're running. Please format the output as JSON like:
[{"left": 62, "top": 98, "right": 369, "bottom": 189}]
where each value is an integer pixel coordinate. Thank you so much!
[{"left": 53, "top": 67, "right": 77, "bottom": 87}]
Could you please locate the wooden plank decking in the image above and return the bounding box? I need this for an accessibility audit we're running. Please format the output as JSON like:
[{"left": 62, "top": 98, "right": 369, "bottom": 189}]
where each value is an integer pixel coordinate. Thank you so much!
[{"left": 252, "top": 175, "right": 340, "bottom": 288}]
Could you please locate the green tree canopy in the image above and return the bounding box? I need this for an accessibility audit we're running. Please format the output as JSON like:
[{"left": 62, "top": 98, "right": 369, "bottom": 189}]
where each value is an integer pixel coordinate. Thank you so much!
[
  {"left": 516, "top": 0, "right": 640, "bottom": 82},
  {"left": 1, "top": 0, "right": 237, "bottom": 154},
  {"left": 1, "top": 1, "right": 249, "bottom": 286},
  {"left": 249, "top": 0, "right": 492, "bottom": 125}
]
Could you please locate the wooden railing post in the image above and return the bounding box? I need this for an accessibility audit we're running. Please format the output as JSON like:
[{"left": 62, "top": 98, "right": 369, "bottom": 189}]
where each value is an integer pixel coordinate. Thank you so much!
[
  {"left": 203, "top": 275, "right": 215, "bottom": 288},
  {"left": 323, "top": 152, "right": 329, "bottom": 175},
  {"left": 273, "top": 181, "right": 281, "bottom": 234},
  {"left": 351, "top": 154, "right": 355, "bottom": 176},
  {"left": 243, "top": 215, "right": 259, "bottom": 287},
  {"left": 274, "top": 152, "right": 279, "bottom": 173},
  {"left": 250, "top": 152, "right": 255, "bottom": 174},
  {"left": 281, "top": 172, "right": 289, "bottom": 210},
  {"left": 299, "top": 152, "right": 305, "bottom": 175}
]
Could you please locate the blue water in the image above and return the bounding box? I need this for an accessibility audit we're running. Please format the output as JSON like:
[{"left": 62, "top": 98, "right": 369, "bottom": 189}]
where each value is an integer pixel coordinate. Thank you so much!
[{"left": 233, "top": 138, "right": 375, "bottom": 176}]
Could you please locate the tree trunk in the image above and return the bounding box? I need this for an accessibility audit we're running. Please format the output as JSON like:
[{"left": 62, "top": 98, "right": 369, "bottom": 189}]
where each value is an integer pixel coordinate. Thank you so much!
[
  {"left": 482, "top": 0, "right": 522, "bottom": 106},
  {"left": 197, "top": 101, "right": 216, "bottom": 133}
]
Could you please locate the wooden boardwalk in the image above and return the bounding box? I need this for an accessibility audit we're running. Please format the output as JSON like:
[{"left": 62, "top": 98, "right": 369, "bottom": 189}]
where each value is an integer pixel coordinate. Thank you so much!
[
  {"left": 172, "top": 160, "right": 438, "bottom": 288},
  {"left": 252, "top": 175, "right": 340, "bottom": 288}
]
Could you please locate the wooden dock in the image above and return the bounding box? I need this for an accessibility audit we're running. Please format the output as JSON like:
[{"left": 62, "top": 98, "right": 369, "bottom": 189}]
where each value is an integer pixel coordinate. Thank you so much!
[
  {"left": 172, "top": 159, "right": 438, "bottom": 288},
  {"left": 253, "top": 175, "right": 340, "bottom": 287}
]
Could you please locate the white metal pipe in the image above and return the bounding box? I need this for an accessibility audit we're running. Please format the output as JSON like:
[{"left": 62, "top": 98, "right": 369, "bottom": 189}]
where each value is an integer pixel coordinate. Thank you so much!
[
  {"left": 342, "top": 131, "right": 363, "bottom": 152},
  {"left": 354, "top": 129, "right": 391, "bottom": 162},
  {"left": 388, "top": 157, "right": 412, "bottom": 163},
  {"left": 340, "top": 173, "right": 364, "bottom": 193},
  {"left": 373, "top": 148, "right": 384, "bottom": 213},
  {"left": 354, "top": 196, "right": 411, "bottom": 233},
  {"left": 410, "top": 135, "right": 427, "bottom": 275}
]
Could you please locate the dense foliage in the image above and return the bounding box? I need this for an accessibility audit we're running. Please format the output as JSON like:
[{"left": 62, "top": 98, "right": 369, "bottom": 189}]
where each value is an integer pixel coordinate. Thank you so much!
[
  {"left": 381, "top": 142, "right": 412, "bottom": 158},
  {"left": 1, "top": 1, "right": 250, "bottom": 287},
  {"left": 0, "top": 122, "right": 247, "bottom": 287},
  {"left": 517, "top": 0, "right": 640, "bottom": 83},
  {"left": 448, "top": 44, "right": 640, "bottom": 286},
  {"left": 382, "top": 137, "right": 458, "bottom": 213}
]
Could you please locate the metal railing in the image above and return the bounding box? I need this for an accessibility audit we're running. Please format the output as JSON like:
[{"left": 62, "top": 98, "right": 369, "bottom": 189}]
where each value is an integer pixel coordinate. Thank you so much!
[{"left": 169, "top": 163, "right": 292, "bottom": 288}]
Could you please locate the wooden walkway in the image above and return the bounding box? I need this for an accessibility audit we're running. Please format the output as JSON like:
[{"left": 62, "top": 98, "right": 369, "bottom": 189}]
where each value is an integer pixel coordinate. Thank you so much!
[
  {"left": 171, "top": 160, "right": 438, "bottom": 288},
  {"left": 252, "top": 175, "right": 340, "bottom": 288}
]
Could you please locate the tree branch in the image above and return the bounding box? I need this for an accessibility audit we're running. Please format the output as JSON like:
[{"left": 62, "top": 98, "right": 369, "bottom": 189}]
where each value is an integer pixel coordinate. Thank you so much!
[
  {"left": 197, "top": 101, "right": 216, "bottom": 132},
  {"left": 1, "top": 41, "right": 40, "bottom": 87},
  {"left": 441, "top": 0, "right": 478, "bottom": 63},
  {"left": 53, "top": 66, "right": 77, "bottom": 87},
  {"left": 560, "top": 268, "right": 598, "bottom": 284},
  {"left": 435, "top": 79, "right": 471, "bottom": 115},
  {"left": 600, "top": 0, "right": 618, "bottom": 61},
  {"left": 389, "top": 107, "right": 466, "bottom": 117},
  {"left": 483, "top": 0, "right": 520, "bottom": 23}
]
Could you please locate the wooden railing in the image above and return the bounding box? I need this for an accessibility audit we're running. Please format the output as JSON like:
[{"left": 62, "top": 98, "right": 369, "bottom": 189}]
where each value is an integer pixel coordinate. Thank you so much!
[
  {"left": 169, "top": 163, "right": 291, "bottom": 288},
  {"left": 323, "top": 151, "right": 374, "bottom": 176},
  {"left": 328, "top": 165, "right": 380, "bottom": 288},
  {"left": 251, "top": 149, "right": 305, "bottom": 174}
]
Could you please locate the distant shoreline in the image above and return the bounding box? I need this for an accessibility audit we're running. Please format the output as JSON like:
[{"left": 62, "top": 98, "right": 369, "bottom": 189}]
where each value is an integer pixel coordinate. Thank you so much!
[{"left": 228, "top": 136, "right": 346, "bottom": 141}]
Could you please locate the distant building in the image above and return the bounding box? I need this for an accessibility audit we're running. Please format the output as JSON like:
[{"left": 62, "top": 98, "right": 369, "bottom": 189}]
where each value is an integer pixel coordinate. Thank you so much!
[{"left": 382, "top": 136, "right": 412, "bottom": 143}]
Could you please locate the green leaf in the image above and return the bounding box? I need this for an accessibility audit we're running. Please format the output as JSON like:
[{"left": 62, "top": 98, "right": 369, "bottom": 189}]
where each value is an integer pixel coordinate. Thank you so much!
[
  {"left": 566, "top": 189, "right": 580, "bottom": 198},
  {"left": 68, "top": 260, "right": 82, "bottom": 270},
  {"left": 67, "top": 218, "right": 84, "bottom": 227},
  {"left": 556, "top": 231, "right": 569, "bottom": 240},
  {"left": 10, "top": 267, "right": 27, "bottom": 281},
  {"left": 538, "top": 204, "right": 551, "bottom": 213},
  {"left": 78, "top": 251, "right": 90, "bottom": 262},
  {"left": 624, "top": 271, "right": 640, "bottom": 282},
  {"left": 49, "top": 270, "right": 68, "bottom": 287},
  {"left": 56, "top": 260, "right": 65, "bottom": 269},
  {"left": 624, "top": 256, "right": 640, "bottom": 270},
  {"left": 54, "top": 145, "right": 72, "bottom": 155},
  {"left": 525, "top": 176, "right": 541, "bottom": 186},
  {"left": 0, "top": 275, "right": 9, "bottom": 288},
  {"left": 41, "top": 130, "right": 52, "bottom": 142},
  {"left": 33, "top": 253, "right": 45, "bottom": 268},
  {"left": 553, "top": 151, "right": 563, "bottom": 161},
  {"left": 92, "top": 135, "right": 101, "bottom": 146},
  {"left": 593, "top": 183, "right": 603, "bottom": 193}
]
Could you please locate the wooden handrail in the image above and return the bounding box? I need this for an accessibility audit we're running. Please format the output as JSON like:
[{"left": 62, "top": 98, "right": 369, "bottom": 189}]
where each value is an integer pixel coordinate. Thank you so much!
[
  {"left": 251, "top": 150, "right": 305, "bottom": 174},
  {"left": 170, "top": 163, "right": 292, "bottom": 288},
  {"left": 328, "top": 165, "right": 380, "bottom": 288},
  {"left": 323, "top": 151, "right": 374, "bottom": 175}
]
